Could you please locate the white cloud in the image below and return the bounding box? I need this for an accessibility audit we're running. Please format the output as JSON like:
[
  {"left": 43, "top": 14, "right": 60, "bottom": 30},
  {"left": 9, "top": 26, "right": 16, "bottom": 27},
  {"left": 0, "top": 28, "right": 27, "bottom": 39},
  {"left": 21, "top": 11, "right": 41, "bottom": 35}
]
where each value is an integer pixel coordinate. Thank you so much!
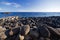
[
  {"left": 17, "top": 9, "right": 35, "bottom": 12},
  {"left": 1, "top": 2, "right": 11, "bottom": 5},
  {"left": 1, "top": 2, "right": 21, "bottom": 8},
  {"left": 17, "top": 9, "right": 60, "bottom": 12},
  {"left": 0, "top": 8, "right": 3, "bottom": 10},
  {"left": 13, "top": 3, "right": 21, "bottom": 8}
]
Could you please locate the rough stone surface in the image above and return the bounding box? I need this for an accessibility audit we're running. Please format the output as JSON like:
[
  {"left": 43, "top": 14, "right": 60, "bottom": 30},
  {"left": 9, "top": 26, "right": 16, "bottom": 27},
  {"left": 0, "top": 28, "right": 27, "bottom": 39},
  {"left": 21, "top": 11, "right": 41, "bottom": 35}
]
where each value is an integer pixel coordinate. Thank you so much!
[{"left": 0, "top": 16, "right": 60, "bottom": 40}]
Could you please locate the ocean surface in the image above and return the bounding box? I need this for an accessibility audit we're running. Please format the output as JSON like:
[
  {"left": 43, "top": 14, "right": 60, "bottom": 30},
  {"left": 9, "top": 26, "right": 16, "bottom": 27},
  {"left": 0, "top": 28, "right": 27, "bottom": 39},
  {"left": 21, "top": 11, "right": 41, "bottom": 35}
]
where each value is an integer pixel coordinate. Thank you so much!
[{"left": 0, "top": 12, "right": 60, "bottom": 18}]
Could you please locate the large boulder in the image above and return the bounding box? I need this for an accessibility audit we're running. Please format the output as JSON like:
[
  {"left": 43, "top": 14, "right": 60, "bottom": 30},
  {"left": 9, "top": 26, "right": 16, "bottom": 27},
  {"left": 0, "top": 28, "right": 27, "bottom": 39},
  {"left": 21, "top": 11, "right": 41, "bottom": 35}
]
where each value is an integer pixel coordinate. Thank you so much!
[
  {"left": 38, "top": 25, "right": 50, "bottom": 38},
  {"left": 19, "top": 35, "right": 24, "bottom": 40},
  {"left": 0, "top": 26, "right": 7, "bottom": 40},
  {"left": 0, "top": 26, "right": 6, "bottom": 32},
  {"left": 20, "top": 25, "right": 30, "bottom": 35},
  {"left": 0, "top": 32, "right": 7, "bottom": 40},
  {"left": 5, "top": 27, "right": 20, "bottom": 40},
  {"left": 29, "top": 28, "right": 39, "bottom": 40}
]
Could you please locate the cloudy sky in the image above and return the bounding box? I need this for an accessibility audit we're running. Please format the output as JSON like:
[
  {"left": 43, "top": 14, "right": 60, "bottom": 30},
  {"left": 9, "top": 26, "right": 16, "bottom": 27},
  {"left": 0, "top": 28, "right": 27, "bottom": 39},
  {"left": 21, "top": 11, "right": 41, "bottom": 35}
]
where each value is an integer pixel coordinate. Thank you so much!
[{"left": 0, "top": 0, "right": 60, "bottom": 12}]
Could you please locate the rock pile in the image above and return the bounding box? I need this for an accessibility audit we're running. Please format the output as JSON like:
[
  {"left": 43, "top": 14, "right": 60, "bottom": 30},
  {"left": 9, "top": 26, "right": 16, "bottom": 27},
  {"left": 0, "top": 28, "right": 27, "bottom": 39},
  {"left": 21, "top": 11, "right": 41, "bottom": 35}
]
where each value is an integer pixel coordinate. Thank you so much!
[{"left": 0, "top": 16, "right": 60, "bottom": 40}]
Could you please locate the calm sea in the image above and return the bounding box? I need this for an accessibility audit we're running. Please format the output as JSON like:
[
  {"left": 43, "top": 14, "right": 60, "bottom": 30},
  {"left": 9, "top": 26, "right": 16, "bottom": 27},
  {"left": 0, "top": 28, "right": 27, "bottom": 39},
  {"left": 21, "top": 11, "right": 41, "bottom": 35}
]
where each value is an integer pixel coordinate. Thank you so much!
[{"left": 0, "top": 12, "right": 60, "bottom": 18}]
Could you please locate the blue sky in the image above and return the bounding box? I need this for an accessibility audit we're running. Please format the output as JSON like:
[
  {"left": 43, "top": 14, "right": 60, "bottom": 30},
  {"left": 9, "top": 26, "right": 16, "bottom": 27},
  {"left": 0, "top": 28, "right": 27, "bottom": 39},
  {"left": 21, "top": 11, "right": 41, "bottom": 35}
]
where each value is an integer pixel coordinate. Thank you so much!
[{"left": 0, "top": 0, "right": 60, "bottom": 12}]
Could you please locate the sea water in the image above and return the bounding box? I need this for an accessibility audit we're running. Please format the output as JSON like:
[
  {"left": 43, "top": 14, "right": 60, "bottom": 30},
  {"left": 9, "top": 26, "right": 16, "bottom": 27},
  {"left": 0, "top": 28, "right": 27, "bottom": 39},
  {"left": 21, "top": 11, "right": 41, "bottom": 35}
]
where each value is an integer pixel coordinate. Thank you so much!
[{"left": 0, "top": 12, "right": 60, "bottom": 18}]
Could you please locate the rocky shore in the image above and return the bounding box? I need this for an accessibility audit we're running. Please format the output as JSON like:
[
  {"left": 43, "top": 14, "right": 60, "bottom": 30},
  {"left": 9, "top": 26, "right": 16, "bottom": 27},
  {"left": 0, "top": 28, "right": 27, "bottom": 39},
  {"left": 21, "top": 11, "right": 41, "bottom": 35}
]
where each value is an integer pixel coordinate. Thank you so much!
[{"left": 0, "top": 16, "right": 60, "bottom": 40}]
